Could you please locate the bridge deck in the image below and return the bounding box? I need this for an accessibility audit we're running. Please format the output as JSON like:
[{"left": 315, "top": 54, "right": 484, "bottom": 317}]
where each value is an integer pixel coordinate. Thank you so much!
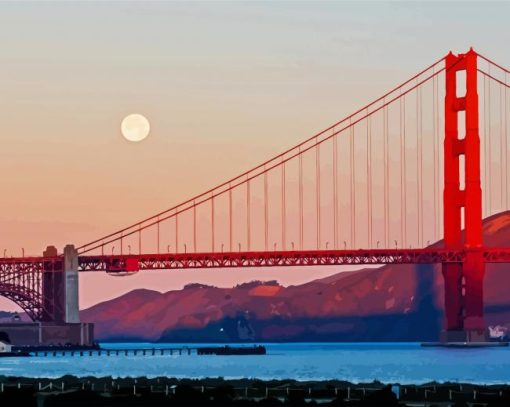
[{"left": 1, "top": 248, "right": 510, "bottom": 273}]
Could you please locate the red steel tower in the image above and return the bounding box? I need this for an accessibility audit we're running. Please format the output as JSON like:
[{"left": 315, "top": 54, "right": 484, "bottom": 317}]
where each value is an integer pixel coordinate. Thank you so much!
[{"left": 443, "top": 48, "right": 486, "bottom": 342}]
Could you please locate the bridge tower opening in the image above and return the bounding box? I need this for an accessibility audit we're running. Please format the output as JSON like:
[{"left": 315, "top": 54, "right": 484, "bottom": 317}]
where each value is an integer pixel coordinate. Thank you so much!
[{"left": 442, "top": 48, "right": 486, "bottom": 342}]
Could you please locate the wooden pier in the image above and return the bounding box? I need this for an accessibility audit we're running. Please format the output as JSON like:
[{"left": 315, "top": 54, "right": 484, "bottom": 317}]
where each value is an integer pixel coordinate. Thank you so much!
[
  {"left": 29, "top": 347, "right": 197, "bottom": 357},
  {"left": 26, "top": 345, "right": 266, "bottom": 357}
]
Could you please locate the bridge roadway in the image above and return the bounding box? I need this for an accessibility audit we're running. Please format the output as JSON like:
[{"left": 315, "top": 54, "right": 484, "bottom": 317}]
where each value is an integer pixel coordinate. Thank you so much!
[{"left": 2, "top": 248, "right": 510, "bottom": 274}]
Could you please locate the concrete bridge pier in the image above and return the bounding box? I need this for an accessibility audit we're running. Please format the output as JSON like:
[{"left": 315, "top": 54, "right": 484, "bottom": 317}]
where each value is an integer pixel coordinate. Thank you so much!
[
  {"left": 42, "top": 244, "right": 79, "bottom": 323},
  {"left": 63, "top": 244, "right": 80, "bottom": 323},
  {"left": 37, "top": 244, "right": 94, "bottom": 346}
]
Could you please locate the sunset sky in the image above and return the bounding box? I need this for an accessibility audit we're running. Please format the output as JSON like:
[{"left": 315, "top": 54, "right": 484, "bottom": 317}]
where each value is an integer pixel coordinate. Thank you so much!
[{"left": 1, "top": 1, "right": 509, "bottom": 311}]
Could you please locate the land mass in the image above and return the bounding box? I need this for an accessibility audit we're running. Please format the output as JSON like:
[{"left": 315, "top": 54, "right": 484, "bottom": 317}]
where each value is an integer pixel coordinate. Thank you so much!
[{"left": 6, "top": 212, "right": 510, "bottom": 343}]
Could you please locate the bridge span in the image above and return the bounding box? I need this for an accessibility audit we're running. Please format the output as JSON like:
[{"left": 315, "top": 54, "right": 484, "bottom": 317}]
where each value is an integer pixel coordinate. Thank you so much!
[{"left": 2, "top": 48, "right": 510, "bottom": 345}]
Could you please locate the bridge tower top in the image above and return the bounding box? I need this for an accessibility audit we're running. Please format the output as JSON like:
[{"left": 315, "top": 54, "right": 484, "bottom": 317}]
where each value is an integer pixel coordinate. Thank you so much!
[{"left": 444, "top": 48, "right": 482, "bottom": 250}]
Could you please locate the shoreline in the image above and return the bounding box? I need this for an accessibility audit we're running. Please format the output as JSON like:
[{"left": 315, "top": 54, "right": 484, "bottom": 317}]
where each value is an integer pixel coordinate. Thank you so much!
[
  {"left": 1, "top": 376, "right": 509, "bottom": 406},
  {"left": 2, "top": 375, "right": 510, "bottom": 387},
  {"left": 1, "top": 375, "right": 510, "bottom": 386}
]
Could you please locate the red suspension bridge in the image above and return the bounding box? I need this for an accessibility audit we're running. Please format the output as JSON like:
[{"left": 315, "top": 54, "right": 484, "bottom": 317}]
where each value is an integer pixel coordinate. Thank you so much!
[{"left": 2, "top": 48, "right": 510, "bottom": 342}]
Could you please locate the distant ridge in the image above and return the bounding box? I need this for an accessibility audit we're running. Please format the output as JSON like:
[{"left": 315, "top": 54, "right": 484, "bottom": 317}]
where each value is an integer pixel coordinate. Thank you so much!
[{"left": 76, "top": 211, "right": 510, "bottom": 342}]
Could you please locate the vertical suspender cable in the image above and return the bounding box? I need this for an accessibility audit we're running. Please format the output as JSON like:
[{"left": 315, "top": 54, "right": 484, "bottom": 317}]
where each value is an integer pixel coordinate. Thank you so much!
[
  {"left": 316, "top": 142, "right": 321, "bottom": 249},
  {"left": 501, "top": 82, "right": 504, "bottom": 210},
  {"left": 416, "top": 86, "right": 420, "bottom": 247},
  {"left": 400, "top": 97, "right": 404, "bottom": 248},
  {"left": 247, "top": 178, "right": 251, "bottom": 251},
  {"left": 211, "top": 195, "right": 215, "bottom": 252},
  {"left": 139, "top": 223, "right": 142, "bottom": 254},
  {"left": 418, "top": 85, "right": 423, "bottom": 247},
  {"left": 403, "top": 94, "right": 407, "bottom": 247},
  {"left": 175, "top": 210, "right": 179, "bottom": 253},
  {"left": 281, "top": 160, "right": 286, "bottom": 250},
  {"left": 432, "top": 74, "right": 437, "bottom": 243},
  {"left": 229, "top": 185, "right": 233, "bottom": 252},
  {"left": 193, "top": 201, "right": 197, "bottom": 252},
  {"left": 366, "top": 110, "right": 372, "bottom": 248},
  {"left": 333, "top": 132, "right": 338, "bottom": 249},
  {"left": 383, "top": 100, "right": 389, "bottom": 248},
  {"left": 420, "top": 85, "right": 424, "bottom": 247},
  {"left": 350, "top": 119, "right": 356, "bottom": 249},
  {"left": 420, "top": 86, "right": 424, "bottom": 246},
  {"left": 299, "top": 148, "right": 304, "bottom": 250},
  {"left": 157, "top": 217, "right": 160, "bottom": 254},
  {"left": 264, "top": 167, "right": 268, "bottom": 251}
]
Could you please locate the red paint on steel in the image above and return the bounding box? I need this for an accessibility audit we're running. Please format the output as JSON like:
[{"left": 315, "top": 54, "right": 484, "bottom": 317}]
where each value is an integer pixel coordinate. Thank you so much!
[{"left": 443, "top": 49, "right": 485, "bottom": 334}]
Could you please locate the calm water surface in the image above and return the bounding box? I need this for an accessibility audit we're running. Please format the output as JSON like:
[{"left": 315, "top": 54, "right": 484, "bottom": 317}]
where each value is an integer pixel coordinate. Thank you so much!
[{"left": 0, "top": 342, "right": 509, "bottom": 384}]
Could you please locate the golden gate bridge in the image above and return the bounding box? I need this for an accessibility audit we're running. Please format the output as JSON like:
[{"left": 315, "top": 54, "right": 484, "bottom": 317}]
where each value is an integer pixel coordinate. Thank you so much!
[{"left": 1, "top": 48, "right": 510, "bottom": 343}]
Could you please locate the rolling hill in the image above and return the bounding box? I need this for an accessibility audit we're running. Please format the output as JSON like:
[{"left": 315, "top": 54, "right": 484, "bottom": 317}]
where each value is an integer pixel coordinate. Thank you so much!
[{"left": 81, "top": 212, "right": 510, "bottom": 342}]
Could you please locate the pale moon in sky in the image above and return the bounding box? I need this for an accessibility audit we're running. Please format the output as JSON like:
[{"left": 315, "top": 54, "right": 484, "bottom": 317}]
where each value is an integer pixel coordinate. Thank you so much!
[{"left": 121, "top": 114, "right": 150, "bottom": 142}]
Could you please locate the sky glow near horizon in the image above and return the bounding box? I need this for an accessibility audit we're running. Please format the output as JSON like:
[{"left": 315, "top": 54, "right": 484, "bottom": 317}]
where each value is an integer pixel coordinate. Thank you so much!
[{"left": 0, "top": 1, "right": 509, "bottom": 311}]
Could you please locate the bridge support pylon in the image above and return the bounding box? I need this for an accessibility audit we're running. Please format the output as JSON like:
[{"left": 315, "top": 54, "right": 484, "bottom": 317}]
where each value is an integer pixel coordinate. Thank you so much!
[
  {"left": 42, "top": 244, "right": 80, "bottom": 323},
  {"left": 442, "top": 48, "right": 486, "bottom": 342}
]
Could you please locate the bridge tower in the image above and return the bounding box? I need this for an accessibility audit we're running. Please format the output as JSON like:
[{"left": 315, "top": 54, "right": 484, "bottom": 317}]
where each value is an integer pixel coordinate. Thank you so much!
[{"left": 443, "top": 48, "right": 486, "bottom": 342}]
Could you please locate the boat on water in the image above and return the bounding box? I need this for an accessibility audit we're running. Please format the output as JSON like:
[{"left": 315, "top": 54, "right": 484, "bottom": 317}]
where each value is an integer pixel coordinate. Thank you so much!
[{"left": 197, "top": 345, "right": 266, "bottom": 355}]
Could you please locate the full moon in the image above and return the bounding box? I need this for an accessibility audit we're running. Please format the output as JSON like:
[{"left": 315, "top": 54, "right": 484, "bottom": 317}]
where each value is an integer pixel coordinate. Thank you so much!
[{"left": 121, "top": 114, "right": 150, "bottom": 142}]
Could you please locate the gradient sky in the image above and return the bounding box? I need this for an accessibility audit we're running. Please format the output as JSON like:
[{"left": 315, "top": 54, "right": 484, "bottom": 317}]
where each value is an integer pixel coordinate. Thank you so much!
[{"left": 1, "top": 1, "right": 509, "bottom": 311}]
